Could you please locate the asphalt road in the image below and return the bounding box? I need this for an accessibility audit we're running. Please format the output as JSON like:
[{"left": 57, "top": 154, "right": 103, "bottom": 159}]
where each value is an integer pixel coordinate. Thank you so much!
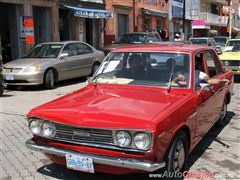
[{"left": 1, "top": 78, "right": 239, "bottom": 180}]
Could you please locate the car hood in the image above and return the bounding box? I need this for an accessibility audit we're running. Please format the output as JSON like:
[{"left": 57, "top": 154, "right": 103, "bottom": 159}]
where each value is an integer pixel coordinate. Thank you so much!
[
  {"left": 219, "top": 51, "right": 240, "bottom": 60},
  {"left": 3, "top": 58, "right": 55, "bottom": 69},
  {"left": 28, "top": 85, "right": 187, "bottom": 129}
]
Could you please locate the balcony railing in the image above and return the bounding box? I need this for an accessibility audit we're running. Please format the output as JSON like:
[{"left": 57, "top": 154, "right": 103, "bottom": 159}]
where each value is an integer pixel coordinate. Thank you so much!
[{"left": 199, "top": 12, "right": 228, "bottom": 27}]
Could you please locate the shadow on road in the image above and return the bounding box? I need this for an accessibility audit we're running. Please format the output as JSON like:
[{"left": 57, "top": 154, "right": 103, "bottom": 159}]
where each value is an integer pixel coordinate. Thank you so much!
[
  {"left": 37, "top": 163, "right": 148, "bottom": 180},
  {"left": 187, "top": 111, "right": 236, "bottom": 169}
]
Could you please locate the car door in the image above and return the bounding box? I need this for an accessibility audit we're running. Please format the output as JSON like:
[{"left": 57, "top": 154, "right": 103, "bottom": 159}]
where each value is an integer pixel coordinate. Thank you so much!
[
  {"left": 59, "top": 43, "right": 79, "bottom": 79},
  {"left": 193, "top": 52, "right": 216, "bottom": 141},
  {"left": 74, "top": 43, "right": 95, "bottom": 76},
  {"left": 204, "top": 50, "right": 226, "bottom": 124}
]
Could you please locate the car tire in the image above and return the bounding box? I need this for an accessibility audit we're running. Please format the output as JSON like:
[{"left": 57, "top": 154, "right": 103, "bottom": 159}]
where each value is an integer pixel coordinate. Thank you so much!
[
  {"left": 0, "top": 85, "right": 3, "bottom": 97},
  {"left": 164, "top": 131, "right": 189, "bottom": 174},
  {"left": 216, "top": 100, "right": 227, "bottom": 127},
  {"left": 44, "top": 69, "right": 55, "bottom": 89},
  {"left": 7, "top": 85, "right": 16, "bottom": 90},
  {"left": 91, "top": 63, "right": 100, "bottom": 76}
]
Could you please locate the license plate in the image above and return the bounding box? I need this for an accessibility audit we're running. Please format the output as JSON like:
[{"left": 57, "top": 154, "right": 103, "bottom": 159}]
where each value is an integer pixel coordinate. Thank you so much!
[
  {"left": 5, "top": 74, "right": 14, "bottom": 80},
  {"left": 66, "top": 154, "right": 94, "bottom": 173}
]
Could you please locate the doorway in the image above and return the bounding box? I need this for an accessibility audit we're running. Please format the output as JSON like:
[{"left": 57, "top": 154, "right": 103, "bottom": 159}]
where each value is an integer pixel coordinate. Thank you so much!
[{"left": 0, "top": 3, "right": 21, "bottom": 63}]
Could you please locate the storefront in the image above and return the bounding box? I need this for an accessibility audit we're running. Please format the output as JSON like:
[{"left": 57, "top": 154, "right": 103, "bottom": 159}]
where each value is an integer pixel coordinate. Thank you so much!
[
  {"left": 0, "top": 0, "right": 57, "bottom": 63},
  {"left": 59, "top": 1, "right": 113, "bottom": 49},
  {"left": 169, "top": 0, "right": 184, "bottom": 40}
]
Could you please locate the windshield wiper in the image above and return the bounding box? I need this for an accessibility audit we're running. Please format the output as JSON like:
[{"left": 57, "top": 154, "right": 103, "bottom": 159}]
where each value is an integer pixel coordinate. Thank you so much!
[{"left": 167, "top": 62, "right": 175, "bottom": 93}]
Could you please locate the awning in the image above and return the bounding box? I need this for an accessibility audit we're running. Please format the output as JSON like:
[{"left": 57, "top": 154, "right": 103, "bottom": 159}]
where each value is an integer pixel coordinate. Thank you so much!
[
  {"left": 64, "top": 4, "right": 113, "bottom": 19},
  {"left": 192, "top": 20, "right": 210, "bottom": 29},
  {"left": 143, "top": 8, "right": 168, "bottom": 17}
]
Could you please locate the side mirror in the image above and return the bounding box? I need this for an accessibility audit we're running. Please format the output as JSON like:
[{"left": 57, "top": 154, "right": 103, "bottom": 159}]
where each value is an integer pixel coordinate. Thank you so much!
[
  {"left": 199, "top": 83, "right": 211, "bottom": 91},
  {"left": 0, "top": 54, "right": 2, "bottom": 61},
  {"left": 59, "top": 52, "right": 69, "bottom": 59}
]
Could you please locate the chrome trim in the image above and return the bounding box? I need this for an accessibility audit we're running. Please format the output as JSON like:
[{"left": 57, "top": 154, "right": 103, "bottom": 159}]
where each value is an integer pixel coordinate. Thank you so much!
[
  {"left": 28, "top": 117, "right": 154, "bottom": 153},
  {"left": 25, "top": 139, "right": 165, "bottom": 172}
]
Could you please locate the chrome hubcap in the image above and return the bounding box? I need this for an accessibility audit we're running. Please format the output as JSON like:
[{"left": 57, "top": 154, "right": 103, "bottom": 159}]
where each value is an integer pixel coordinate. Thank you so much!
[{"left": 173, "top": 141, "right": 185, "bottom": 172}]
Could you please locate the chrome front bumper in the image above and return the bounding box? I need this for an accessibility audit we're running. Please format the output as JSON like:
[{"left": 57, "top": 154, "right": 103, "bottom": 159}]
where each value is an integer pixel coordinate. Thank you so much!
[{"left": 25, "top": 139, "right": 165, "bottom": 172}]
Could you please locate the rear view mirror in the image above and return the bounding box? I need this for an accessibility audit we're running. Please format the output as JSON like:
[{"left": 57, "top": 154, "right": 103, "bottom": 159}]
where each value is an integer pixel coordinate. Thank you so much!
[{"left": 199, "top": 83, "right": 211, "bottom": 91}]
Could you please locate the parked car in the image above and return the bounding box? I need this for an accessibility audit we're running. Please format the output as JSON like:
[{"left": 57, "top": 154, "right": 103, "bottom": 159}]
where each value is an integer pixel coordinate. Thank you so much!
[
  {"left": 0, "top": 54, "right": 4, "bottom": 96},
  {"left": 25, "top": 44, "right": 233, "bottom": 175},
  {"left": 102, "top": 32, "right": 162, "bottom": 55},
  {"left": 2, "top": 41, "right": 105, "bottom": 89},
  {"left": 214, "top": 36, "right": 229, "bottom": 49},
  {"left": 189, "top": 37, "right": 221, "bottom": 54},
  {"left": 219, "top": 38, "right": 240, "bottom": 76}
]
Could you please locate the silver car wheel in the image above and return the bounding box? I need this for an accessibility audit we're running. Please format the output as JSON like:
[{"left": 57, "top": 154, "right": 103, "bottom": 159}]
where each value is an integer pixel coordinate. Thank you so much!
[{"left": 173, "top": 140, "right": 185, "bottom": 172}]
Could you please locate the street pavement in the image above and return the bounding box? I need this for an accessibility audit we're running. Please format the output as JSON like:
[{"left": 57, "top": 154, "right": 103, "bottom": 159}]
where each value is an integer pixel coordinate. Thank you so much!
[{"left": 0, "top": 78, "right": 239, "bottom": 180}]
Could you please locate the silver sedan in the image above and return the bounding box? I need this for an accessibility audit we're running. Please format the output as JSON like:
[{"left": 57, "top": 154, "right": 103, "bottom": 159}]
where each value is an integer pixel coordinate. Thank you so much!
[{"left": 2, "top": 41, "right": 105, "bottom": 89}]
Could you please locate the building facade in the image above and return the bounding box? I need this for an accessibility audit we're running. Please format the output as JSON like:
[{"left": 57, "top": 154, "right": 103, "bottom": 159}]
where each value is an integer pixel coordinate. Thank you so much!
[{"left": 104, "top": 0, "right": 169, "bottom": 45}]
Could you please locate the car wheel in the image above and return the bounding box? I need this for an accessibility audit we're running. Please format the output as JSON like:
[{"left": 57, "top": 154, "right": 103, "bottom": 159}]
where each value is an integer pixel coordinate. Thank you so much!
[
  {"left": 165, "top": 131, "right": 188, "bottom": 173},
  {"left": 91, "top": 63, "right": 100, "bottom": 76},
  {"left": 44, "top": 69, "right": 55, "bottom": 89},
  {"left": 216, "top": 100, "right": 227, "bottom": 127},
  {"left": 0, "top": 85, "right": 3, "bottom": 97}
]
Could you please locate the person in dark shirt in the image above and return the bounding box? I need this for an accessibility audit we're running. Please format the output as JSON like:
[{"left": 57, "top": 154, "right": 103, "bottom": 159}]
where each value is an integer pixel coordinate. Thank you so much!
[{"left": 116, "top": 54, "right": 146, "bottom": 80}]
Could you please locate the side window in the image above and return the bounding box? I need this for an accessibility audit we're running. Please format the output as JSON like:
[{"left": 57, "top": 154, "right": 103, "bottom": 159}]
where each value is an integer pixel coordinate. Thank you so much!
[
  {"left": 62, "top": 44, "right": 76, "bottom": 57},
  {"left": 75, "top": 43, "right": 93, "bottom": 55},
  {"left": 205, "top": 51, "right": 219, "bottom": 78}
]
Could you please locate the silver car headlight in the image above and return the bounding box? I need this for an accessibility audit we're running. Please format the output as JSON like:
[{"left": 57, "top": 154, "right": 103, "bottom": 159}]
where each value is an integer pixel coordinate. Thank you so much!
[
  {"left": 224, "top": 61, "right": 229, "bottom": 66},
  {"left": 133, "top": 133, "right": 151, "bottom": 150},
  {"left": 23, "top": 65, "right": 41, "bottom": 72},
  {"left": 42, "top": 122, "right": 56, "bottom": 137},
  {"left": 116, "top": 131, "right": 131, "bottom": 147},
  {"left": 29, "top": 120, "right": 42, "bottom": 135}
]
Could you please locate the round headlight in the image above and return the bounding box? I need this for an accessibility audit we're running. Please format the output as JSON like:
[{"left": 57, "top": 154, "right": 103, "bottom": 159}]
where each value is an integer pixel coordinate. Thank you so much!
[
  {"left": 224, "top": 61, "right": 229, "bottom": 66},
  {"left": 133, "top": 133, "right": 151, "bottom": 150},
  {"left": 42, "top": 122, "right": 56, "bottom": 137},
  {"left": 116, "top": 131, "right": 131, "bottom": 147},
  {"left": 29, "top": 120, "right": 42, "bottom": 135}
]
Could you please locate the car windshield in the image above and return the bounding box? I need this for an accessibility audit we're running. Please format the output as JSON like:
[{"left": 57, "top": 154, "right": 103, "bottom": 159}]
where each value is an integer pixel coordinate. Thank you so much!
[
  {"left": 214, "top": 37, "right": 228, "bottom": 46},
  {"left": 91, "top": 52, "right": 191, "bottom": 88},
  {"left": 190, "top": 39, "right": 207, "bottom": 45},
  {"left": 24, "top": 44, "right": 63, "bottom": 58},
  {"left": 117, "top": 34, "right": 147, "bottom": 44},
  {"left": 224, "top": 40, "right": 240, "bottom": 52}
]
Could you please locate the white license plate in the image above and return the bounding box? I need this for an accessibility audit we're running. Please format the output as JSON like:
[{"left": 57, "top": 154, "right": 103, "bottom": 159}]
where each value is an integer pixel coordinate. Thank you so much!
[
  {"left": 66, "top": 154, "right": 94, "bottom": 173},
  {"left": 5, "top": 74, "right": 14, "bottom": 80}
]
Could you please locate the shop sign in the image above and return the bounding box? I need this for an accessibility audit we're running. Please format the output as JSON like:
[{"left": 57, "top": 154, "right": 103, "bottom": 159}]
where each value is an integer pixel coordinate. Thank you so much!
[{"left": 20, "top": 16, "right": 35, "bottom": 45}]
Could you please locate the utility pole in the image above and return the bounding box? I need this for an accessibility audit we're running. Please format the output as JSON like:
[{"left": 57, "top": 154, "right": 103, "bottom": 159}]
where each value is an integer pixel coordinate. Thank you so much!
[
  {"left": 229, "top": 0, "right": 232, "bottom": 39},
  {"left": 182, "top": 0, "right": 185, "bottom": 40}
]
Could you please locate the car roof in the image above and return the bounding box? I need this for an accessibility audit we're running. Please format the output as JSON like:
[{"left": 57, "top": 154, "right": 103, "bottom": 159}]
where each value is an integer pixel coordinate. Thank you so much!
[
  {"left": 39, "top": 41, "right": 86, "bottom": 45},
  {"left": 112, "top": 44, "right": 213, "bottom": 53},
  {"left": 124, "top": 32, "right": 158, "bottom": 35},
  {"left": 190, "top": 37, "right": 214, "bottom": 39}
]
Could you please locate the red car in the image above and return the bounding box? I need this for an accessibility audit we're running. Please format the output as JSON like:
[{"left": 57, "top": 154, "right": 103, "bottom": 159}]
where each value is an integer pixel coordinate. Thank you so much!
[{"left": 26, "top": 44, "right": 233, "bottom": 175}]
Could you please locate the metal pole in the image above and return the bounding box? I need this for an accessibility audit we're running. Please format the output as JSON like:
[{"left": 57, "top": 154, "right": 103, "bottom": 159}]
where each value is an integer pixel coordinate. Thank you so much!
[
  {"left": 182, "top": 0, "right": 185, "bottom": 40},
  {"left": 229, "top": 0, "right": 232, "bottom": 39}
]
